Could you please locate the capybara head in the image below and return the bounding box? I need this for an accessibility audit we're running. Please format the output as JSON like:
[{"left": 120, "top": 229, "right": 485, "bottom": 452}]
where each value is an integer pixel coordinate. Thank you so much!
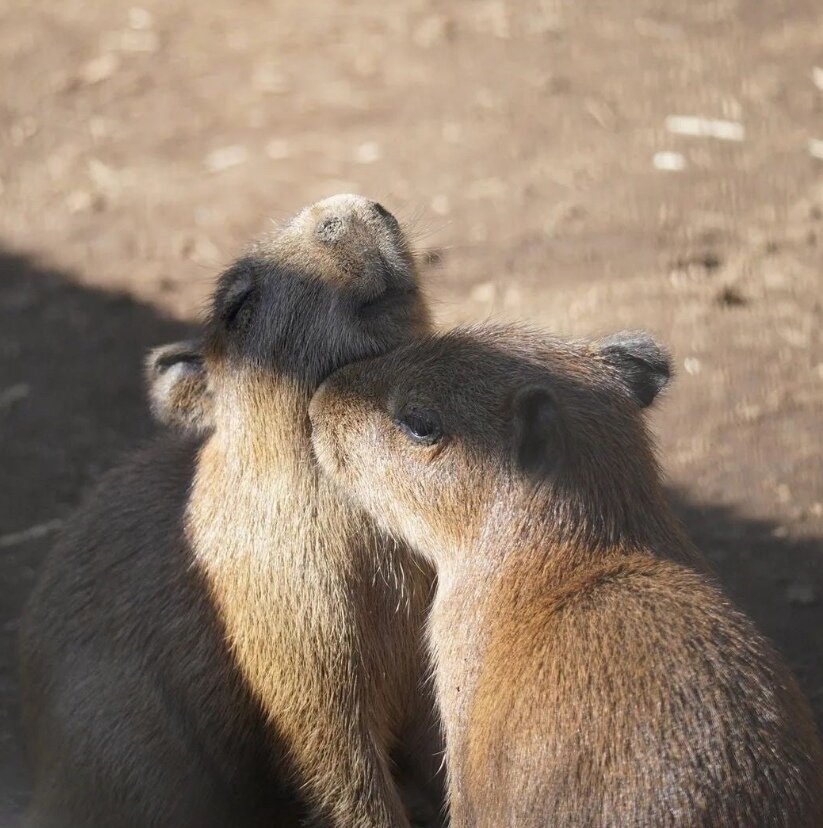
[
  {"left": 309, "top": 326, "right": 673, "bottom": 562},
  {"left": 204, "top": 194, "right": 430, "bottom": 391}
]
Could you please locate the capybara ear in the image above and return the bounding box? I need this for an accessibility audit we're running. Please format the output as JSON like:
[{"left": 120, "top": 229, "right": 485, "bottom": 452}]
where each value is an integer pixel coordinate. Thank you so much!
[
  {"left": 597, "top": 331, "right": 671, "bottom": 408},
  {"left": 511, "top": 384, "right": 566, "bottom": 479},
  {"left": 144, "top": 340, "right": 213, "bottom": 434}
]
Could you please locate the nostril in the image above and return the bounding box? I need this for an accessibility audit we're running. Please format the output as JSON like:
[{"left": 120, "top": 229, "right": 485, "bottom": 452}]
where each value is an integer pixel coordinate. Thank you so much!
[
  {"left": 372, "top": 202, "right": 399, "bottom": 229},
  {"left": 316, "top": 215, "right": 345, "bottom": 243}
]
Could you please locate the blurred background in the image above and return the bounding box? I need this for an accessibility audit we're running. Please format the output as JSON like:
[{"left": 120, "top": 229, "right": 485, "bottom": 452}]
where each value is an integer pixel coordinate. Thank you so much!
[{"left": 1, "top": 0, "right": 821, "bottom": 817}]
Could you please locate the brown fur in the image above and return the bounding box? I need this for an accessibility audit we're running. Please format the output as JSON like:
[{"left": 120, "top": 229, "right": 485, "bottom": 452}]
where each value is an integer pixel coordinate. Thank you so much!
[
  {"left": 145, "top": 339, "right": 213, "bottom": 434},
  {"left": 309, "top": 325, "right": 823, "bottom": 827},
  {"left": 20, "top": 196, "right": 443, "bottom": 828}
]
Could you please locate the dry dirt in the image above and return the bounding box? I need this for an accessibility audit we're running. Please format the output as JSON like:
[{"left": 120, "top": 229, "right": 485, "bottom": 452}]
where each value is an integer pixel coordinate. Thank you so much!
[{"left": 1, "top": 0, "right": 822, "bottom": 819}]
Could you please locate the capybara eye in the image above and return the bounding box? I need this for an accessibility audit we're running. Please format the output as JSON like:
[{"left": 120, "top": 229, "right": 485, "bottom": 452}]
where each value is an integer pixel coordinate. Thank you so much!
[
  {"left": 395, "top": 407, "right": 443, "bottom": 446},
  {"left": 222, "top": 287, "right": 257, "bottom": 332}
]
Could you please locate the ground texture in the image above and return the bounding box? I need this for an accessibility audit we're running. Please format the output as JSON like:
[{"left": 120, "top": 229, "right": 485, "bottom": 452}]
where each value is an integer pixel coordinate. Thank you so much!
[{"left": 1, "top": 0, "right": 822, "bottom": 817}]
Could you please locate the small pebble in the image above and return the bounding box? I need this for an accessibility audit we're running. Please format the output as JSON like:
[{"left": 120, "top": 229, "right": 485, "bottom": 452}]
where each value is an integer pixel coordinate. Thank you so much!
[
  {"left": 785, "top": 583, "right": 817, "bottom": 606},
  {"left": 0, "top": 383, "right": 30, "bottom": 410},
  {"left": 665, "top": 115, "right": 745, "bottom": 142},
  {"left": 79, "top": 53, "right": 120, "bottom": 85},
  {"left": 653, "top": 151, "right": 686, "bottom": 171}
]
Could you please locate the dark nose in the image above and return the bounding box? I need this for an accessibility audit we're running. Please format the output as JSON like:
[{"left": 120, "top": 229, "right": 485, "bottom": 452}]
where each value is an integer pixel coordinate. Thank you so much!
[
  {"left": 311, "top": 194, "right": 400, "bottom": 246},
  {"left": 373, "top": 202, "right": 400, "bottom": 233}
]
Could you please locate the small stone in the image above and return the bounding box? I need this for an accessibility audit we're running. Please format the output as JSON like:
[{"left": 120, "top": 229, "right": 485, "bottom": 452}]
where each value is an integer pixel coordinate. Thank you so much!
[
  {"left": 205, "top": 145, "right": 249, "bottom": 172},
  {"left": 664, "top": 115, "right": 745, "bottom": 142},
  {"left": 79, "top": 53, "right": 120, "bottom": 85},
  {"left": 785, "top": 583, "right": 817, "bottom": 606},
  {"left": 683, "top": 357, "right": 702, "bottom": 375},
  {"left": 809, "top": 139, "right": 823, "bottom": 161},
  {"left": 0, "top": 383, "right": 30, "bottom": 410},
  {"left": 653, "top": 151, "right": 686, "bottom": 171},
  {"left": 813, "top": 67, "right": 823, "bottom": 92}
]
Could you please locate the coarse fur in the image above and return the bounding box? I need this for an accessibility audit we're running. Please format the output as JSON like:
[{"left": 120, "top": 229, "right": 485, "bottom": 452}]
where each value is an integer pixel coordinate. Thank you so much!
[
  {"left": 20, "top": 196, "right": 443, "bottom": 828},
  {"left": 309, "top": 325, "right": 823, "bottom": 827},
  {"left": 145, "top": 339, "right": 213, "bottom": 435}
]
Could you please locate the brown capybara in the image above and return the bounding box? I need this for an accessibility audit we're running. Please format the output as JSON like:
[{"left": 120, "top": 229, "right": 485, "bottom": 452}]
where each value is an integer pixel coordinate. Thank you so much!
[
  {"left": 20, "top": 195, "right": 443, "bottom": 828},
  {"left": 308, "top": 325, "right": 823, "bottom": 827}
]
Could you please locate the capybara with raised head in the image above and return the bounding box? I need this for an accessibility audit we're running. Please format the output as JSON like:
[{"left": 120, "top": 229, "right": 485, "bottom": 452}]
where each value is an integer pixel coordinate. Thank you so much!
[
  {"left": 309, "top": 325, "right": 823, "bottom": 827},
  {"left": 20, "top": 195, "right": 443, "bottom": 828}
]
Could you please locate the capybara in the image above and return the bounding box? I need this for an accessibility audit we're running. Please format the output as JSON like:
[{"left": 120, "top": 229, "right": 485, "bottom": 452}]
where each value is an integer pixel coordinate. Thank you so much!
[
  {"left": 21, "top": 196, "right": 443, "bottom": 828},
  {"left": 309, "top": 325, "right": 823, "bottom": 827}
]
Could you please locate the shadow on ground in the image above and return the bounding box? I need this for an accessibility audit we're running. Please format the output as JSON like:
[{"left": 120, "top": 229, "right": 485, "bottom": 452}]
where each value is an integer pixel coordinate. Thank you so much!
[
  {"left": 0, "top": 249, "right": 191, "bottom": 819},
  {"left": 671, "top": 493, "right": 823, "bottom": 729},
  {"left": 0, "top": 249, "right": 820, "bottom": 818}
]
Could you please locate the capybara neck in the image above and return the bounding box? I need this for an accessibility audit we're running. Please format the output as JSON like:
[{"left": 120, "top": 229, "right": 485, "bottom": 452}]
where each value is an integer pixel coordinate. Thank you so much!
[
  {"left": 209, "top": 366, "right": 314, "bottom": 465},
  {"left": 469, "top": 466, "right": 697, "bottom": 586}
]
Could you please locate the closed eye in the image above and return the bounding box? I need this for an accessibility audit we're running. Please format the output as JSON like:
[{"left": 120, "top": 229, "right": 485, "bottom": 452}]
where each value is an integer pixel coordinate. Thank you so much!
[{"left": 222, "top": 286, "right": 257, "bottom": 330}]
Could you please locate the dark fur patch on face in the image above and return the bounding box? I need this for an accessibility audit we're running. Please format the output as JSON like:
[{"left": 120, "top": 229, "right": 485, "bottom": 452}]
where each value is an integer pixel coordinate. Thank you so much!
[{"left": 201, "top": 198, "right": 428, "bottom": 390}]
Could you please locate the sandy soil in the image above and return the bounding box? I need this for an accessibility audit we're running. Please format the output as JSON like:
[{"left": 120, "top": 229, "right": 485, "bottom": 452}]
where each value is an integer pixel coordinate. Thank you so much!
[{"left": 1, "top": 0, "right": 821, "bottom": 818}]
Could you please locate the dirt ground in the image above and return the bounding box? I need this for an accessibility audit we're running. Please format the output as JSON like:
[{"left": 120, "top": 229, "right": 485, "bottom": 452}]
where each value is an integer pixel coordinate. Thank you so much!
[{"left": 1, "top": 0, "right": 822, "bottom": 819}]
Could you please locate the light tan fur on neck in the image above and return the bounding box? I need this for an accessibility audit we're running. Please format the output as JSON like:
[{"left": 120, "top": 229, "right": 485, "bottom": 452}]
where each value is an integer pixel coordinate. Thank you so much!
[{"left": 188, "top": 368, "right": 432, "bottom": 826}]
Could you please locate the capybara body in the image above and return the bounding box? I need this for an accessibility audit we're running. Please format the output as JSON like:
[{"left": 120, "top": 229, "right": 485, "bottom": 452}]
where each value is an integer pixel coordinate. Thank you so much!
[
  {"left": 21, "top": 437, "right": 295, "bottom": 828},
  {"left": 20, "top": 196, "right": 443, "bottom": 828},
  {"left": 309, "top": 326, "right": 823, "bottom": 827}
]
